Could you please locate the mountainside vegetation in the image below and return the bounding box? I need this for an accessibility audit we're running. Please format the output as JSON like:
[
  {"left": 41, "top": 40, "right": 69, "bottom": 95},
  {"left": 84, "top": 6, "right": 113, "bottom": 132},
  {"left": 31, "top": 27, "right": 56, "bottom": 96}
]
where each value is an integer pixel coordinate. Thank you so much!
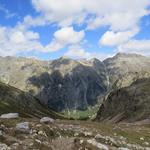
[
  {"left": 0, "top": 81, "right": 64, "bottom": 119},
  {"left": 96, "top": 78, "right": 150, "bottom": 122}
]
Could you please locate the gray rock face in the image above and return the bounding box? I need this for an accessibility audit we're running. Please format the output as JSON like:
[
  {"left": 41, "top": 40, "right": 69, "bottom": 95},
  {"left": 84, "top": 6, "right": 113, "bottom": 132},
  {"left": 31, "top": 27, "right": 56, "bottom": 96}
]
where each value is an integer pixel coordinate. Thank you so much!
[
  {"left": 0, "top": 56, "right": 108, "bottom": 111},
  {"left": 0, "top": 113, "right": 19, "bottom": 119}
]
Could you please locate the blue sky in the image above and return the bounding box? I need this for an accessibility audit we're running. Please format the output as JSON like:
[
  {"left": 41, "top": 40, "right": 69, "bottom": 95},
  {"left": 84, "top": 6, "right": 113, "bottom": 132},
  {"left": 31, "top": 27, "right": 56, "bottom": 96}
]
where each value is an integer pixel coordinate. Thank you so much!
[{"left": 0, "top": 0, "right": 150, "bottom": 60}]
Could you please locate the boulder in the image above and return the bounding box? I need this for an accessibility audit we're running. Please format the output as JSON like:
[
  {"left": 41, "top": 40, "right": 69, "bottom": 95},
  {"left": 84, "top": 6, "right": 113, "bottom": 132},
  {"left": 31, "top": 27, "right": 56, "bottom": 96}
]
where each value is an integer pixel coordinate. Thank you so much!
[
  {"left": 0, "top": 113, "right": 19, "bottom": 119},
  {"left": 0, "top": 130, "right": 3, "bottom": 136},
  {"left": 0, "top": 143, "right": 10, "bottom": 150},
  {"left": 87, "top": 139, "right": 108, "bottom": 150},
  {"left": 40, "top": 117, "right": 54, "bottom": 124},
  {"left": 118, "top": 148, "right": 130, "bottom": 150},
  {"left": 16, "top": 122, "right": 30, "bottom": 133}
]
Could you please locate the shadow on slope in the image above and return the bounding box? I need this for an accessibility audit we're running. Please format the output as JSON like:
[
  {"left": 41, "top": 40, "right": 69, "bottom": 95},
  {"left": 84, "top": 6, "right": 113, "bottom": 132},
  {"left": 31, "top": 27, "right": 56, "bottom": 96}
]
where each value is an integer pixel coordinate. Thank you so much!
[
  {"left": 27, "top": 64, "right": 107, "bottom": 112},
  {"left": 0, "top": 82, "right": 64, "bottom": 119}
]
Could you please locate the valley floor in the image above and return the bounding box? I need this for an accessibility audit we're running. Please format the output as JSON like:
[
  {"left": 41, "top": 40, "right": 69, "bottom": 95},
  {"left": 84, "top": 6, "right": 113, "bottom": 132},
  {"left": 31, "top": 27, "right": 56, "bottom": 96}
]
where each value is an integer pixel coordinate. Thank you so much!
[{"left": 0, "top": 118, "right": 150, "bottom": 150}]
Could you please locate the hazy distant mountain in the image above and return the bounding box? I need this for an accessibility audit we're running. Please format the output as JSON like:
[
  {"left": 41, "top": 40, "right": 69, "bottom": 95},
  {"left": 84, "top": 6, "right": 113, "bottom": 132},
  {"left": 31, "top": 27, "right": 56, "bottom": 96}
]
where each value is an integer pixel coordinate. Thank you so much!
[
  {"left": 0, "top": 53, "right": 150, "bottom": 113},
  {"left": 96, "top": 78, "right": 150, "bottom": 122}
]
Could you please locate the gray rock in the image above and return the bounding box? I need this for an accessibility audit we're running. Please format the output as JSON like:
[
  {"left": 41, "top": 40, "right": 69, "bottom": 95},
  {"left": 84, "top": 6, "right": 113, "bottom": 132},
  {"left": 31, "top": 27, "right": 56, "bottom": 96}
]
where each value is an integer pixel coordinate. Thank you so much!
[
  {"left": 0, "top": 130, "right": 3, "bottom": 136},
  {"left": 83, "top": 131, "right": 92, "bottom": 137},
  {"left": 0, "top": 143, "right": 10, "bottom": 150},
  {"left": 143, "top": 142, "right": 149, "bottom": 146},
  {"left": 40, "top": 117, "right": 54, "bottom": 124},
  {"left": 95, "top": 134, "right": 104, "bottom": 139},
  {"left": 118, "top": 148, "right": 130, "bottom": 150},
  {"left": 0, "top": 113, "right": 19, "bottom": 119},
  {"left": 87, "top": 139, "right": 109, "bottom": 150},
  {"left": 16, "top": 122, "right": 30, "bottom": 133}
]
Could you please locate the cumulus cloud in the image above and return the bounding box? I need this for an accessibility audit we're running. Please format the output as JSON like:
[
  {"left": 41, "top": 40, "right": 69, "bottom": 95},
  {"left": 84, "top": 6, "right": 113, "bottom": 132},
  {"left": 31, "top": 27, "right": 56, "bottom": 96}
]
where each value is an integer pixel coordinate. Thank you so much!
[
  {"left": 118, "top": 40, "right": 150, "bottom": 55},
  {"left": 32, "top": 0, "right": 86, "bottom": 26},
  {"left": 64, "top": 45, "right": 90, "bottom": 59},
  {"left": 64, "top": 45, "right": 114, "bottom": 60},
  {"left": 29, "top": 0, "right": 150, "bottom": 56},
  {"left": 31, "top": 0, "right": 150, "bottom": 31},
  {"left": 99, "top": 28, "right": 139, "bottom": 46},
  {"left": 0, "top": 26, "right": 44, "bottom": 56},
  {"left": 0, "top": 0, "right": 150, "bottom": 57},
  {"left": 44, "top": 27, "right": 85, "bottom": 52},
  {"left": 54, "top": 27, "right": 84, "bottom": 45},
  {"left": 0, "top": 25, "right": 84, "bottom": 56}
]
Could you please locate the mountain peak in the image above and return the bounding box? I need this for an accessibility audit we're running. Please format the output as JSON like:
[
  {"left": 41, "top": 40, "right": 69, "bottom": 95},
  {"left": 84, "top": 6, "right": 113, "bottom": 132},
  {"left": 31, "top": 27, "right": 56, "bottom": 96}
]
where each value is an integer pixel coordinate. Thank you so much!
[{"left": 115, "top": 52, "right": 145, "bottom": 58}]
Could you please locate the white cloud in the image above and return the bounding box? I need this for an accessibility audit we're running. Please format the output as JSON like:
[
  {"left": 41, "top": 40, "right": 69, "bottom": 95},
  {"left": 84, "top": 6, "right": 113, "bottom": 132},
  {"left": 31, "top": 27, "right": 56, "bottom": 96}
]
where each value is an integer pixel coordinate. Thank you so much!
[
  {"left": 31, "top": 0, "right": 150, "bottom": 31},
  {"left": 44, "top": 27, "right": 85, "bottom": 52},
  {"left": 54, "top": 27, "right": 84, "bottom": 44},
  {"left": 32, "top": 0, "right": 86, "bottom": 26},
  {"left": 118, "top": 40, "right": 150, "bottom": 55},
  {"left": 0, "top": 25, "right": 84, "bottom": 56},
  {"left": 30, "top": 0, "right": 150, "bottom": 56},
  {"left": 0, "top": 0, "right": 150, "bottom": 58},
  {"left": 64, "top": 45, "right": 90, "bottom": 59},
  {"left": 87, "top": 11, "right": 148, "bottom": 31},
  {"left": 99, "top": 28, "right": 139, "bottom": 46},
  {"left": 10, "top": 31, "right": 26, "bottom": 44},
  {"left": 21, "top": 15, "right": 49, "bottom": 29},
  {"left": 64, "top": 45, "right": 114, "bottom": 60},
  {"left": 0, "top": 26, "right": 43, "bottom": 56}
]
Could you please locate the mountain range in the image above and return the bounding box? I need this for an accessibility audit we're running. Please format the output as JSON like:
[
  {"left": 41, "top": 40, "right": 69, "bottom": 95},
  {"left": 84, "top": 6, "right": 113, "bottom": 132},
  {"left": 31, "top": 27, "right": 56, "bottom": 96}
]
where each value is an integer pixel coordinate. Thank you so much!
[{"left": 0, "top": 53, "right": 150, "bottom": 120}]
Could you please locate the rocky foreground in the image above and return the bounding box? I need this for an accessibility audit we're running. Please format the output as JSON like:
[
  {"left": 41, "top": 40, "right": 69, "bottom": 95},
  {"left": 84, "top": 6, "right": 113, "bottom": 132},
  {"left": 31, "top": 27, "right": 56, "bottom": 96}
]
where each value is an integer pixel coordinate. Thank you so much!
[{"left": 0, "top": 116, "right": 150, "bottom": 150}]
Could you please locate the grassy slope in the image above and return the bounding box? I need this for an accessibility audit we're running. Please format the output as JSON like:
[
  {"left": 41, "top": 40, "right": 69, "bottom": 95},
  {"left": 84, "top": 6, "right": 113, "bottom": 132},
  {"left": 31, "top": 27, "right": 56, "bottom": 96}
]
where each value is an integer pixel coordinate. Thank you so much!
[
  {"left": 96, "top": 78, "right": 150, "bottom": 122},
  {"left": 62, "top": 105, "right": 100, "bottom": 120},
  {"left": 0, "top": 82, "right": 64, "bottom": 119}
]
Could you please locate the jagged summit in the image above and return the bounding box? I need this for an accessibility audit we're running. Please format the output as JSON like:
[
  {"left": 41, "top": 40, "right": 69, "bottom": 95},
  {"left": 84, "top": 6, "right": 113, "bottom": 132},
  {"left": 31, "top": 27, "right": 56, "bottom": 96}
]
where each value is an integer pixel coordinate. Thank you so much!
[{"left": 114, "top": 52, "right": 147, "bottom": 58}]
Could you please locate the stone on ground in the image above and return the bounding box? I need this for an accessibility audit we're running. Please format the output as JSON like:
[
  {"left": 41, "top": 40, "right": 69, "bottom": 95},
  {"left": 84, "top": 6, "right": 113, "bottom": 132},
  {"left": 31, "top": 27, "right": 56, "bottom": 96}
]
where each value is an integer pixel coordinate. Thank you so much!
[
  {"left": 40, "top": 117, "right": 54, "bottom": 124},
  {"left": 0, "top": 113, "right": 19, "bottom": 119}
]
